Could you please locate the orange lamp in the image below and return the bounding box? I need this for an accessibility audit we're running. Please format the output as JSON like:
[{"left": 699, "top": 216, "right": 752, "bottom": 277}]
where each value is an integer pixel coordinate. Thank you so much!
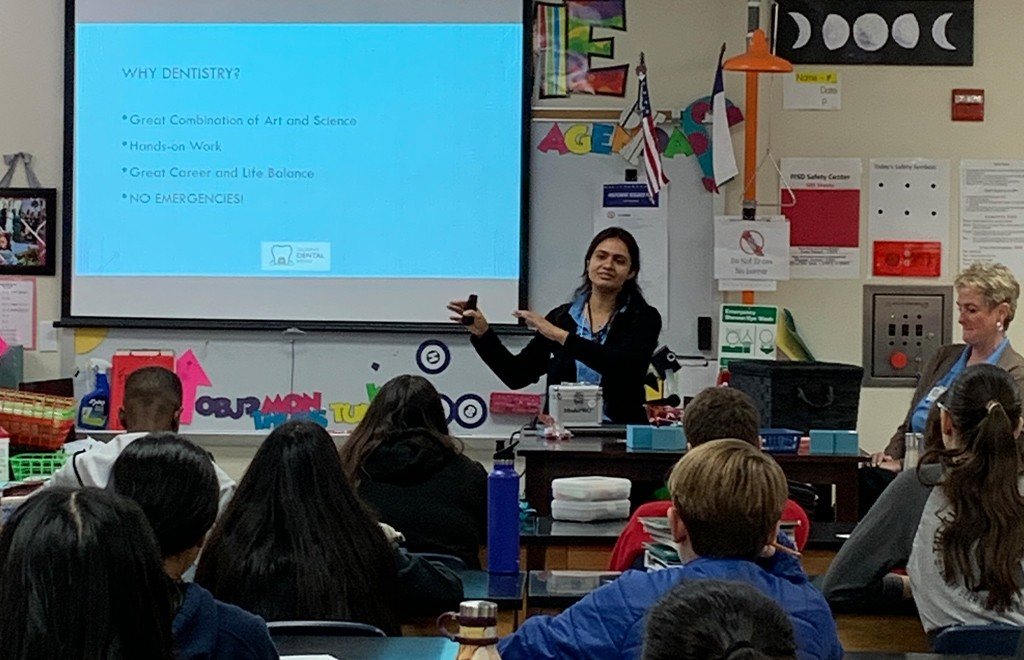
[{"left": 724, "top": 29, "right": 792, "bottom": 222}]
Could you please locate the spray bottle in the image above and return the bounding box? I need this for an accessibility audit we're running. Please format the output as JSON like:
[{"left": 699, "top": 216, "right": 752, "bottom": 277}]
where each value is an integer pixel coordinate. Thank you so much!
[
  {"left": 78, "top": 359, "right": 112, "bottom": 430},
  {"left": 487, "top": 439, "right": 520, "bottom": 575}
]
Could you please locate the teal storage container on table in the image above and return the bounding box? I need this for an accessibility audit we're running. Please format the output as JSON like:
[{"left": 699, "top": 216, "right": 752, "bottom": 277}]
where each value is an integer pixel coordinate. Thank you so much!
[{"left": 627, "top": 425, "right": 685, "bottom": 451}]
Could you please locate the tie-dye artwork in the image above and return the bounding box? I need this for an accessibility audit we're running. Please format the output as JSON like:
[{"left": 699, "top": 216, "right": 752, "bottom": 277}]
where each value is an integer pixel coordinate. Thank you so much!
[{"left": 534, "top": 0, "right": 629, "bottom": 98}]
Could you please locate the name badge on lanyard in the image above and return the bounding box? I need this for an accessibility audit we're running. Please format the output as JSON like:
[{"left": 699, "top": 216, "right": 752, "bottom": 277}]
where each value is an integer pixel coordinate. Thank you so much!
[{"left": 923, "top": 385, "right": 947, "bottom": 407}]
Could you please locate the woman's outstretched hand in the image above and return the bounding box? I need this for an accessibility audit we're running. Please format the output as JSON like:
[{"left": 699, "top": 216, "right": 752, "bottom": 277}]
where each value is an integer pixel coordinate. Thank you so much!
[
  {"left": 513, "top": 309, "right": 569, "bottom": 345},
  {"left": 447, "top": 299, "right": 489, "bottom": 336}
]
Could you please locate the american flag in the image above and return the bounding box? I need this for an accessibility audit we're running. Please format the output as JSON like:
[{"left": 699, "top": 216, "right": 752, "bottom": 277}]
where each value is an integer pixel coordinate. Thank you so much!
[{"left": 636, "top": 53, "right": 669, "bottom": 201}]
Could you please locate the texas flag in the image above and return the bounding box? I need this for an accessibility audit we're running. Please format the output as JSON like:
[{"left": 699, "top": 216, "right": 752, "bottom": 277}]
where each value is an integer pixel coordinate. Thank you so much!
[{"left": 711, "top": 44, "right": 739, "bottom": 189}]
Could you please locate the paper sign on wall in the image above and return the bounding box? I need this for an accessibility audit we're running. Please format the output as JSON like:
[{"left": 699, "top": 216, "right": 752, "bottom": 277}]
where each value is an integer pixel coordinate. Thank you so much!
[
  {"left": 781, "top": 157, "right": 861, "bottom": 279},
  {"left": 0, "top": 278, "right": 36, "bottom": 350},
  {"left": 718, "top": 304, "right": 778, "bottom": 367},
  {"left": 718, "top": 279, "right": 778, "bottom": 292},
  {"left": 594, "top": 183, "right": 669, "bottom": 322},
  {"left": 869, "top": 158, "right": 950, "bottom": 277},
  {"left": 782, "top": 70, "right": 841, "bottom": 110},
  {"left": 714, "top": 216, "right": 790, "bottom": 281},
  {"left": 960, "top": 160, "right": 1024, "bottom": 275}
]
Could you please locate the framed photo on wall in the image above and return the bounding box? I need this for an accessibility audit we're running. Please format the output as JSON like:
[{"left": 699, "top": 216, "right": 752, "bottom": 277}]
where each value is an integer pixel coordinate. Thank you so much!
[{"left": 0, "top": 188, "right": 56, "bottom": 276}]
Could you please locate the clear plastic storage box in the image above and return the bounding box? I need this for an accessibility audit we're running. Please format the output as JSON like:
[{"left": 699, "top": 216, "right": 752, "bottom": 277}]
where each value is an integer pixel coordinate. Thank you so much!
[
  {"left": 551, "top": 476, "right": 632, "bottom": 502},
  {"left": 551, "top": 498, "right": 631, "bottom": 522}
]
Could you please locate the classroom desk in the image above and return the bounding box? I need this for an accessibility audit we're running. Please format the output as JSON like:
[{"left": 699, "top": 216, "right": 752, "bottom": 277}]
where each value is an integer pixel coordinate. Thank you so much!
[
  {"left": 517, "top": 516, "right": 856, "bottom": 572},
  {"left": 527, "top": 569, "right": 621, "bottom": 609},
  {"left": 519, "top": 438, "right": 869, "bottom": 522},
  {"left": 520, "top": 516, "right": 627, "bottom": 570},
  {"left": 276, "top": 638, "right": 956, "bottom": 660},
  {"left": 458, "top": 570, "right": 526, "bottom": 610},
  {"left": 401, "top": 570, "right": 526, "bottom": 637},
  {"left": 807, "top": 520, "right": 857, "bottom": 550},
  {"left": 280, "top": 636, "right": 458, "bottom": 659}
]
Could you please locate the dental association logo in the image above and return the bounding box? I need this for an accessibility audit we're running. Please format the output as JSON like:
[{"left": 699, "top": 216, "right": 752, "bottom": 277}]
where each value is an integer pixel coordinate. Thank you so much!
[
  {"left": 261, "top": 241, "right": 331, "bottom": 271},
  {"left": 269, "top": 244, "right": 292, "bottom": 266}
]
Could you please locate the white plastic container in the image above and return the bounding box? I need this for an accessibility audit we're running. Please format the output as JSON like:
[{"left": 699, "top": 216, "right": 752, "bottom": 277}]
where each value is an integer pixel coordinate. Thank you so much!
[
  {"left": 552, "top": 476, "right": 632, "bottom": 502},
  {"left": 551, "top": 498, "right": 630, "bottom": 522}
]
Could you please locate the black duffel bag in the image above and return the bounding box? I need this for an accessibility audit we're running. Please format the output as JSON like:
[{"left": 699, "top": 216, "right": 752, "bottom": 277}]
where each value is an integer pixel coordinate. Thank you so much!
[{"left": 728, "top": 360, "right": 863, "bottom": 434}]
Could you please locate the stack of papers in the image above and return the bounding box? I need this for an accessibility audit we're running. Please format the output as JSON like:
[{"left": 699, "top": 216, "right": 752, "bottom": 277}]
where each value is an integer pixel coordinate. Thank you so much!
[{"left": 639, "top": 516, "right": 680, "bottom": 571}]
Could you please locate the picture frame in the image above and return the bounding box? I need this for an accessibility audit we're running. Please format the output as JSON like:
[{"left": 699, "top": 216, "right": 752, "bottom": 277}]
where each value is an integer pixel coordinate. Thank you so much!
[{"left": 0, "top": 187, "right": 57, "bottom": 276}]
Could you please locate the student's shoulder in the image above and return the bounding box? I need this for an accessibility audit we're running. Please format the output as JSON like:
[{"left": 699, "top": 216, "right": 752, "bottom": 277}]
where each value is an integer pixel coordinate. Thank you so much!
[
  {"left": 212, "top": 598, "right": 276, "bottom": 657},
  {"left": 621, "top": 296, "right": 662, "bottom": 328},
  {"left": 451, "top": 452, "right": 487, "bottom": 473}
]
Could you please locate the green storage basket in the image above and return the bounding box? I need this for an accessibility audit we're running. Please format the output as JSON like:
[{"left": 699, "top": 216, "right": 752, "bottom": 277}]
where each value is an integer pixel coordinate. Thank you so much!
[{"left": 10, "top": 452, "right": 67, "bottom": 481}]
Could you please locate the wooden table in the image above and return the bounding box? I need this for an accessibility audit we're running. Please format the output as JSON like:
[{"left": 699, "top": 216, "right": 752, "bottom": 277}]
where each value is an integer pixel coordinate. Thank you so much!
[{"left": 519, "top": 438, "right": 868, "bottom": 522}]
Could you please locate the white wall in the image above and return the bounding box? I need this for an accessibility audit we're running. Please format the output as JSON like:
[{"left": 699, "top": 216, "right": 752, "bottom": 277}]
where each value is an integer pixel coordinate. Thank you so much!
[
  {"left": 752, "top": 1, "right": 1024, "bottom": 451},
  {"left": 9, "top": 0, "right": 1017, "bottom": 461},
  {"left": 0, "top": 0, "right": 64, "bottom": 381}
]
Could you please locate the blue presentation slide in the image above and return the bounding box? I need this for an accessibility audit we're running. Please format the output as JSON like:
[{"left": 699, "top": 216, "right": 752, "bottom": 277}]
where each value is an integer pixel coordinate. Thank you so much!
[{"left": 74, "top": 23, "right": 523, "bottom": 279}]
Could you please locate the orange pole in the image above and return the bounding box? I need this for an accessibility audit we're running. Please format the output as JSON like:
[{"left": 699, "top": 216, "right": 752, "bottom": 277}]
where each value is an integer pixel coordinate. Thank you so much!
[
  {"left": 742, "top": 71, "right": 759, "bottom": 217},
  {"left": 742, "top": 71, "right": 760, "bottom": 304}
]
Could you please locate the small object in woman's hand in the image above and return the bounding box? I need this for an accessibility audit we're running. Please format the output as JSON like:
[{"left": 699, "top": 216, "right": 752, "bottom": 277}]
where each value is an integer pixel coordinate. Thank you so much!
[{"left": 461, "top": 294, "right": 478, "bottom": 325}]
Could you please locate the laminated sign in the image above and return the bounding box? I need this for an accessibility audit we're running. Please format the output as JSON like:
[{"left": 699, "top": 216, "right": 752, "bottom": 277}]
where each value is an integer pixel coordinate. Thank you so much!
[
  {"left": 718, "top": 305, "right": 778, "bottom": 367},
  {"left": 714, "top": 217, "right": 790, "bottom": 281}
]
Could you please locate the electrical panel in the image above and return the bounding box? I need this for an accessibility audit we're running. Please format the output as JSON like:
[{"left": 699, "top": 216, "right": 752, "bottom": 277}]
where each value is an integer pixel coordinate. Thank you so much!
[{"left": 862, "top": 285, "right": 953, "bottom": 387}]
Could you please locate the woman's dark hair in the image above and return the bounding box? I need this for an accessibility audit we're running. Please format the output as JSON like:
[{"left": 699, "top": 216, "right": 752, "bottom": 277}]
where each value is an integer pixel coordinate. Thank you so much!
[
  {"left": 918, "top": 363, "right": 1024, "bottom": 611},
  {"left": 0, "top": 488, "right": 174, "bottom": 659},
  {"left": 340, "top": 374, "right": 462, "bottom": 487},
  {"left": 572, "top": 226, "right": 644, "bottom": 304},
  {"left": 108, "top": 433, "right": 219, "bottom": 558},
  {"left": 642, "top": 579, "right": 797, "bottom": 660},
  {"left": 196, "top": 420, "right": 399, "bottom": 631}
]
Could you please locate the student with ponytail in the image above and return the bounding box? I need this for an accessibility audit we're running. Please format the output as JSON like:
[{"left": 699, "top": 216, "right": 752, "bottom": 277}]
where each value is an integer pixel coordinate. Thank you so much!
[
  {"left": 822, "top": 365, "right": 1024, "bottom": 616},
  {"left": 907, "top": 363, "right": 1024, "bottom": 633}
]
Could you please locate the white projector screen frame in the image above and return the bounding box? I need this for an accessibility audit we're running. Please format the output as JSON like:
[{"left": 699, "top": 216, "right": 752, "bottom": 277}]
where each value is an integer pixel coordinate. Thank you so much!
[{"left": 61, "top": 0, "right": 530, "bottom": 332}]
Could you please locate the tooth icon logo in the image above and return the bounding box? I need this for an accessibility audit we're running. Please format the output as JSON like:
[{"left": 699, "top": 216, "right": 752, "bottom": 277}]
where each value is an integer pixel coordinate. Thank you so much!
[{"left": 271, "top": 244, "right": 292, "bottom": 266}]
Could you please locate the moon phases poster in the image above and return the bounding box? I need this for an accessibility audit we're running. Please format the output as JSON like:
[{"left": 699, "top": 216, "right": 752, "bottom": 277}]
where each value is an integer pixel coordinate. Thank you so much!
[{"left": 775, "top": 0, "right": 973, "bottom": 65}]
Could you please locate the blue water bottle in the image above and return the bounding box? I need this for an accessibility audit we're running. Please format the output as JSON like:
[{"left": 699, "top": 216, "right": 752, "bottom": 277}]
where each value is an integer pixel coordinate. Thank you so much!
[{"left": 487, "top": 440, "right": 521, "bottom": 575}]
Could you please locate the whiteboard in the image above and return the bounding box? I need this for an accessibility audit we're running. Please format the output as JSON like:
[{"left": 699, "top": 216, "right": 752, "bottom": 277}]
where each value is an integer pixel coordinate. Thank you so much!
[{"left": 69, "top": 122, "right": 719, "bottom": 436}]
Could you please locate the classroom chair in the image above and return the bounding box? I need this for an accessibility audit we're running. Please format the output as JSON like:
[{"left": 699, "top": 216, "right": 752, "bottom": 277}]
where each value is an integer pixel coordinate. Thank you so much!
[
  {"left": 267, "top": 620, "right": 386, "bottom": 655},
  {"left": 932, "top": 623, "right": 1024, "bottom": 656}
]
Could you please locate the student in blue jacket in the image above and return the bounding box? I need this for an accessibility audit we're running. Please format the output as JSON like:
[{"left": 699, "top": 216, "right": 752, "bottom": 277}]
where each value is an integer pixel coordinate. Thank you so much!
[{"left": 498, "top": 439, "right": 842, "bottom": 660}]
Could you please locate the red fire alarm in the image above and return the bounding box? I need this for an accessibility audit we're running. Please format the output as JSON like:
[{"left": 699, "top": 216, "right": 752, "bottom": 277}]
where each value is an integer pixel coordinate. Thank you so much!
[{"left": 952, "top": 88, "right": 984, "bottom": 121}]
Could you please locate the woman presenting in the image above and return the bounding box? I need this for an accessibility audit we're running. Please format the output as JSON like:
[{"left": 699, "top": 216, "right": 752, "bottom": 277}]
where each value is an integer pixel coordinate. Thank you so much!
[{"left": 448, "top": 227, "right": 662, "bottom": 424}]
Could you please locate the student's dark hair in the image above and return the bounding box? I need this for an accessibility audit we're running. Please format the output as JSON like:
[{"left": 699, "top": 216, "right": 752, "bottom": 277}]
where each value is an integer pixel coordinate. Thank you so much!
[
  {"left": 572, "top": 226, "right": 644, "bottom": 304},
  {"left": 0, "top": 488, "right": 174, "bottom": 659},
  {"left": 642, "top": 580, "right": 797, "bottom": 660},
  {"left": 683, "top": 387, "right": 761, "bottom": 447},
  {"left": 122, "top": 366, "right": 183, "bottom": 431},
  {"left": 340, "top": 374, "right": 462, "bottom": 487},
  {"left": 108, "top": 433, "right": 219, "bottom": 558},
  {"left": 918, "top": 363, "right": 1024, "bottom": 611},
  {"left": 196, "top": 419, "right": 399, "bottom": 632}
]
